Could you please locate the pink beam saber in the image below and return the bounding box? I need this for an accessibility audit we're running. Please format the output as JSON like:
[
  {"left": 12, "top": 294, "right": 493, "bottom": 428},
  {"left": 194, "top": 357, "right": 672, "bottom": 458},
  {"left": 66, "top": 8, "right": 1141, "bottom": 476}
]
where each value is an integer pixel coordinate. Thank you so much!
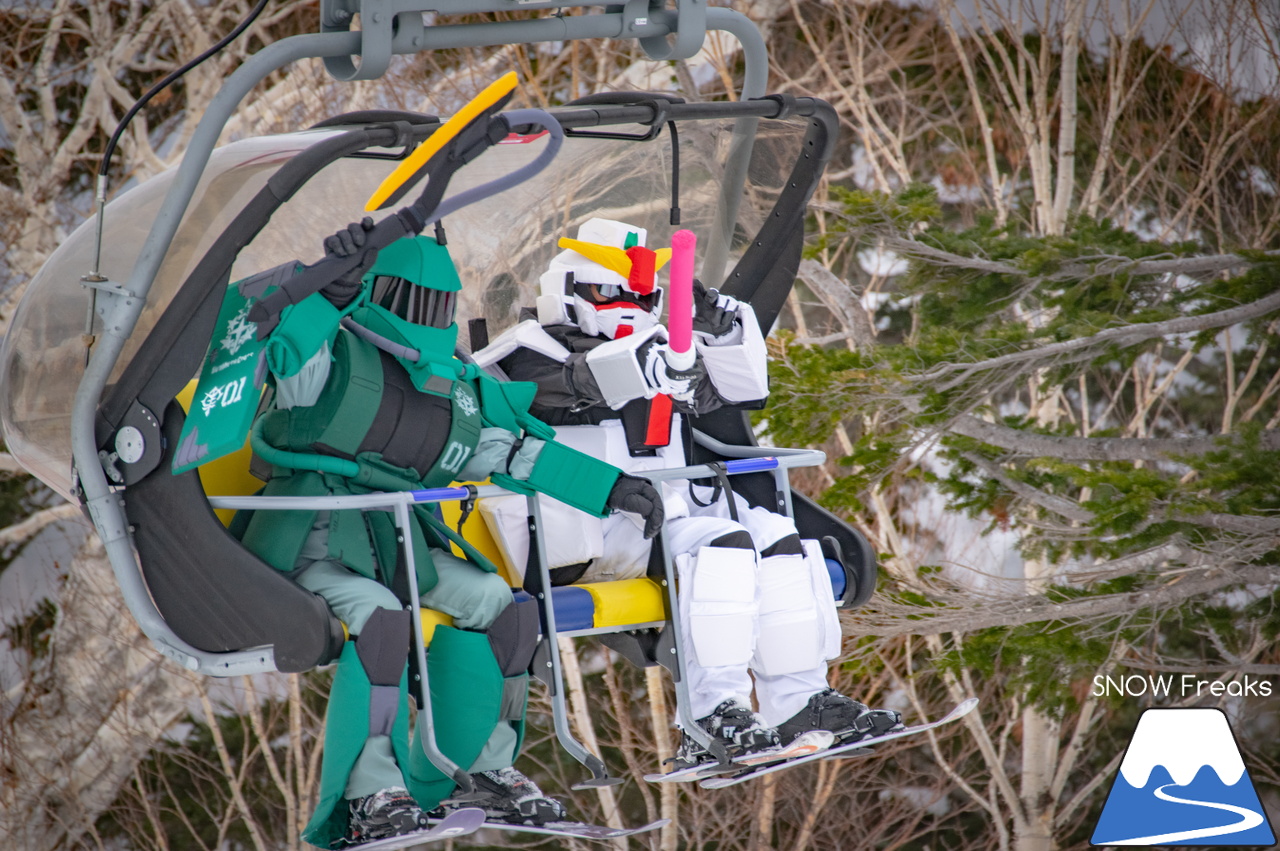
[{"left": 666, "top": 229, "right": 696, "bottom": 370}]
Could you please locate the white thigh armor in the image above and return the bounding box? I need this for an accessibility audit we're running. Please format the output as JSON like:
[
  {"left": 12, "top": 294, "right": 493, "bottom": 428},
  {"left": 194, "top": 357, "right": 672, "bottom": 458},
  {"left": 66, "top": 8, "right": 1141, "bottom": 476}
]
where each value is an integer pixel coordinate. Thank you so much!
[
  {"left": 677, "top": 545, "right": 758, "bottom": 669},
  {"left": 751, "top": 542, "right": 841, "bottom": 676}
]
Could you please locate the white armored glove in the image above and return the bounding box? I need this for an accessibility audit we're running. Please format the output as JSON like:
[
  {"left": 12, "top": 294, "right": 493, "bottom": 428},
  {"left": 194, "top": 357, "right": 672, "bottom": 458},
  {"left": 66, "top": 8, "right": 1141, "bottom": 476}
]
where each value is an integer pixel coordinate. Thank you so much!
[{"left": 641, "top": 341, "right": 705, "bottom": 403}]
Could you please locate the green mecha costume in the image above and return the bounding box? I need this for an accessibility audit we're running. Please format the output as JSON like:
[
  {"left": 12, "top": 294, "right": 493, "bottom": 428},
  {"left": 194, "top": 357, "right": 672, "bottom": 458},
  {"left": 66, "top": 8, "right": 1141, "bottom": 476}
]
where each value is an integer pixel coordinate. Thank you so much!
[{"left": 235, "top": 235, "right": 622, "bottom": 847}]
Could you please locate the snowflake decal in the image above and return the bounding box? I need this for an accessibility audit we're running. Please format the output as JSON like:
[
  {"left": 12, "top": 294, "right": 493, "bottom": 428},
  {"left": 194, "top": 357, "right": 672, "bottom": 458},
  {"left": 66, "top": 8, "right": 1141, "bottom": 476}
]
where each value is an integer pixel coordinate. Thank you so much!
[
  {"left": 220, "top": 307, "right": 256, "bottom": 356},
  {"left": 454, "top": 385, "right": 478, "bottom": 417}
]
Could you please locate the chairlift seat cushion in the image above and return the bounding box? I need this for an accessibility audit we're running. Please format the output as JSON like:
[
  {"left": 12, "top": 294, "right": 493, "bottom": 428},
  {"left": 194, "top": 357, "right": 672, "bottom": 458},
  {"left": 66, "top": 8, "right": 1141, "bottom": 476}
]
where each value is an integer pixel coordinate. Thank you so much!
[{"left": 583, "top": 577, "right": 666, "bottom": 629}]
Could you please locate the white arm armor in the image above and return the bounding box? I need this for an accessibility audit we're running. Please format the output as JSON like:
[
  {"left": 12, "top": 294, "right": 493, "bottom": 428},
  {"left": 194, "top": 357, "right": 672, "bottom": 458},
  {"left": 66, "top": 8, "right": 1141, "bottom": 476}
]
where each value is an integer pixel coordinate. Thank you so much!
[
  {"left": 697, "top": 302, "right": 769, "bottom": 403},
  {"left": 584, "top": 325, "right": 666, "bottom": 409}
]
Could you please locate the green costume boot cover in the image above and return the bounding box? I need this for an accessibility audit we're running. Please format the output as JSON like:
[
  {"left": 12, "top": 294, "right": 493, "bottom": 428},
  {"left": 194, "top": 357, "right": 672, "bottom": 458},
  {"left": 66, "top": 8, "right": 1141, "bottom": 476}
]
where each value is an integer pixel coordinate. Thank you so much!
[
  {"left": 302, "top": 641, "right": 414, "bottom": 848},
  {"left": 405, "top": 625, "right": 526, "bottom": 807}
]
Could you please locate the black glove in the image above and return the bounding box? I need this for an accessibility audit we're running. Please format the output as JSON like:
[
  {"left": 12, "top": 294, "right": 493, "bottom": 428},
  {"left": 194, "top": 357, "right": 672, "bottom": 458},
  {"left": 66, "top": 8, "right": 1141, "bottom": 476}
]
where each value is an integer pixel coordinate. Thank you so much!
[
  {"left": 319, "top": 217, "right": 377, "bottom": 308},
  {"left": 692, "top": 279, "right": 739, "bottom": 338},
  {"left": 605, "top": 473, "right": 665, "bottom": 539}
]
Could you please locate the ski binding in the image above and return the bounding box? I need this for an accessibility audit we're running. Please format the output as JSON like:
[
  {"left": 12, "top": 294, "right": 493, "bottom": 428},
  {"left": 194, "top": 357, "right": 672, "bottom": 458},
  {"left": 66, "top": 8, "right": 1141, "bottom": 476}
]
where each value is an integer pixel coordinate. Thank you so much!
[
  {"left": 644, "top": 730, "right": 834, "bottom": 784},
  {"left": 429, "top": 814, "right": 669, "bottom": 841},
  {"left": 698, "top": 698, "right": 979, "bottom": 789},
  {"left": 329, "top": 806, "right": 486, "bottom": 849}
]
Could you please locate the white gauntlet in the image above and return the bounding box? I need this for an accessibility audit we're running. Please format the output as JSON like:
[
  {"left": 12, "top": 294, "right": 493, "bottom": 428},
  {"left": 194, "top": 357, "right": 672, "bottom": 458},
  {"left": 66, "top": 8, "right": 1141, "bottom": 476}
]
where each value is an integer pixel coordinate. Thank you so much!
[
  {"left": 642, "top": 342, "right": 704, "bottom": 403},
  {"left": 584, "top": 326, "right": 665, "bottom": 409}
]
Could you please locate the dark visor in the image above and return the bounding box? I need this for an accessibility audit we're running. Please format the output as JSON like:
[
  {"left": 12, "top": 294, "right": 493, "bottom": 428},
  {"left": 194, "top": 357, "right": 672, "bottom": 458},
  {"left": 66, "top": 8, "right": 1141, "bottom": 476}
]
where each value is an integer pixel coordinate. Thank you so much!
[
  {"left": 572, "top": 281, "right": 657, "bottom": 311},
  {"left": 372, "top": 275, "right": 457, "bottom": 329}
]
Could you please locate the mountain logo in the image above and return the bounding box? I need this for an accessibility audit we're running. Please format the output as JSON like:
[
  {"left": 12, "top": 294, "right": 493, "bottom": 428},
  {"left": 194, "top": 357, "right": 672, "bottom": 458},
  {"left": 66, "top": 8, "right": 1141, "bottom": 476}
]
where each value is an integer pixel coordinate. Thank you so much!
[{"left": 1091, "top": 707, "right": 1275, "bottom": 846}]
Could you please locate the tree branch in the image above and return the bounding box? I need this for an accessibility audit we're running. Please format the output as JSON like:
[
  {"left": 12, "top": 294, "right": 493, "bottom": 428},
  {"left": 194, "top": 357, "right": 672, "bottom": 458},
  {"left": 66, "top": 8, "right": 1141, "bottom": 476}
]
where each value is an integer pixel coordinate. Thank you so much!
[
  {"left": 957, "top": 450, "right": 1094, "bottom": 522},
  {"left": 796, "top": 259, "right": 878, "bottom": 351},
  {"left": 853, "top": 563, "right": 1268, "bottom": 638},
  {"left": 0, "top": 502, "right": 80, "bottom": 547},
  {"left": 948, "top": 415, "right": 1280, "bottom": 461},
  {"left": 919, "top": 289, "right": 1280, "bottom": 386}
]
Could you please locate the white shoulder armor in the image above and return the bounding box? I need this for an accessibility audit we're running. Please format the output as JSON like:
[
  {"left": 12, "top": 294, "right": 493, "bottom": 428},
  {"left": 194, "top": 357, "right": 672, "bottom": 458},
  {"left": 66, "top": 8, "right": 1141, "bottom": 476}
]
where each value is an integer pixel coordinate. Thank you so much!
[
  {"left": 472, "top": 319, "right": 572, "bottom": 370},
  {"left": 698, "top": 302, "right": 769, "bottom": 403}
]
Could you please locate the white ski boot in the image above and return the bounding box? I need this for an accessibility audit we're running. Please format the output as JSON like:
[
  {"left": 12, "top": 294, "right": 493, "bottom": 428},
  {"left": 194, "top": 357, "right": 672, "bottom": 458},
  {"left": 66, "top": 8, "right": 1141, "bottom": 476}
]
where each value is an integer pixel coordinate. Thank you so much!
[
  {"left": 670, "top": 697, "right": 781, "bottom": 771},
  {"left": 341, "top": 786, "right": 432, "bottom": 847}
]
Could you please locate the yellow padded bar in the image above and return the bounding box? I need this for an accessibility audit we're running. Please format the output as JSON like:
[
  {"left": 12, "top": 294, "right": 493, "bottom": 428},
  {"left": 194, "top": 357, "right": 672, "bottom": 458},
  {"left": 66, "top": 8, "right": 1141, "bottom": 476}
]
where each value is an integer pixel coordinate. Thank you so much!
[
  {"left": 177, "top": 380, "right": 262, "bottom": 526},
  {"left": 439, "top": 488, "right": 520, "bottom": 586},
  {"left": 582, "top": 578, "right": 667, "bottom": 629},
  {"left": 420, "top": 608, "right": 455, "bottom": 648}
]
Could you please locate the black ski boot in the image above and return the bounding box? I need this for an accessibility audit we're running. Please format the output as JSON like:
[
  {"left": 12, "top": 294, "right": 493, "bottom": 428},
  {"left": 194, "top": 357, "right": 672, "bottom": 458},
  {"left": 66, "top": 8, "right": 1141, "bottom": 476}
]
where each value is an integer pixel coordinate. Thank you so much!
[
  {"left": 435, "top": 767, "right": 567, "bottom": 826},
  {"left": 340, "top": 786, "right": 432, "bottom": 847},
  {"left": 670, "top": 697, "right": 781, "bottom": 770},
  {"left": 776, "top": 688, "right": 903, "bottom": 746}
]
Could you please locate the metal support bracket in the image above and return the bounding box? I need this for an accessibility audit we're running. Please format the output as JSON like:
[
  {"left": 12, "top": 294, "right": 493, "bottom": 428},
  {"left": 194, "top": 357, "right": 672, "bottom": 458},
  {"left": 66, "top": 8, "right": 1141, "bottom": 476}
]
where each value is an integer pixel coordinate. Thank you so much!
[
  {"left": 318, "top": 0, "right": 707, "bottom": 81},
  {"left": 524, "top": 495, "right": 620, "bottom": 788}
]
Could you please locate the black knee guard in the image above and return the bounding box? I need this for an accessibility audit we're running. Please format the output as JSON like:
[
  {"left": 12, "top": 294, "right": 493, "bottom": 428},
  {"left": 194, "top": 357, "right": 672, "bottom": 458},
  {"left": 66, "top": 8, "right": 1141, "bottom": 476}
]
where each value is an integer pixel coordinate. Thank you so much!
[
  {"left": 356, "top": 607, "right": 411, "bottom": 736},
  {"left": 484, "top": 596, "right": 540, "bottom": 722},
  {"left": 760, "top": 533, "right": 803, "bottom": 558},
  {"left": 709, "top": 530, "right": 755, "bottom": 550}
]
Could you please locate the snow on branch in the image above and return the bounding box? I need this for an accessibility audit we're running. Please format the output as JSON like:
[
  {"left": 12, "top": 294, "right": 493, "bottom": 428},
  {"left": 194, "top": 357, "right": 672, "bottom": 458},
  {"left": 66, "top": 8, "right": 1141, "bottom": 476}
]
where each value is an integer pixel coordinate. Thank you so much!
[{"left": 0, "top": 503, "right": 80, "bottom": 548}]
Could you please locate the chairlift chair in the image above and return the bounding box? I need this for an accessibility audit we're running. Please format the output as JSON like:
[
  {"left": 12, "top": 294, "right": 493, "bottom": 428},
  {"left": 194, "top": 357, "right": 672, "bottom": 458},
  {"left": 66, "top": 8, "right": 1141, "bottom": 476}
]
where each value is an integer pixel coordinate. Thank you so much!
[{"left": 0, "top": 0, "right": 875, "bottom": 792}]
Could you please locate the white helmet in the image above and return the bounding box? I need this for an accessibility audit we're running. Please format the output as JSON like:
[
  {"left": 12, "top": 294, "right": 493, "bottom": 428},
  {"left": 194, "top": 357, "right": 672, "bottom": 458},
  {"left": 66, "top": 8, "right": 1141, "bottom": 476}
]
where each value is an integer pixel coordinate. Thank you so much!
[{"left": 536, "top": 217, "right": 672, "bottom": 339}]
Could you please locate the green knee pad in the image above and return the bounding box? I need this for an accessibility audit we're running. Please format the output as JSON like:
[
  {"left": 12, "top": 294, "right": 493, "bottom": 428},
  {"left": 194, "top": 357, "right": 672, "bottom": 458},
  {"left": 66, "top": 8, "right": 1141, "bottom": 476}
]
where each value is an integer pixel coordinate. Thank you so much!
[
  {"left": 406, "top": 625, "right": 528, "bottom": 808},
  {"left": 303, "top": 618, "right": 412, "bottom": 848}
]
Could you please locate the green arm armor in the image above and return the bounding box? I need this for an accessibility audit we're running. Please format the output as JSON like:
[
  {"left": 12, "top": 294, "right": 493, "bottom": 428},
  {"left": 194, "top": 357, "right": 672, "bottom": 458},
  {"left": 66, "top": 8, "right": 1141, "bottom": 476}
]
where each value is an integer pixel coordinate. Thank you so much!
[
  {"left": 493, "top": 437, "right": 619, "bottom": 517},
  {"left": 472, "top": 371, "right": 551, "bottom": 438},
  {"left": 266, "top": 293, "right": 343, "bottom": 379}
]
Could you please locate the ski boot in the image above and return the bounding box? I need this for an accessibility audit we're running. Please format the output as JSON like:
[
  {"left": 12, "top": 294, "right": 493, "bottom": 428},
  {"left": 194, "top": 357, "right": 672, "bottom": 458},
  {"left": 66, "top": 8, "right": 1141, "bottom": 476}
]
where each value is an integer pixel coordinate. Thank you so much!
[
  {"left": 434, "top": 767, "right": 567, "bottom": 826},
  {"left": 340, "top": 786, "right": 433, "bottom": 847},
  {"left": 669, "top": 697, "right": 782, "bottom": 771},
  {"left": 776, "top": 688, "right": 903, "bottom": 746}
]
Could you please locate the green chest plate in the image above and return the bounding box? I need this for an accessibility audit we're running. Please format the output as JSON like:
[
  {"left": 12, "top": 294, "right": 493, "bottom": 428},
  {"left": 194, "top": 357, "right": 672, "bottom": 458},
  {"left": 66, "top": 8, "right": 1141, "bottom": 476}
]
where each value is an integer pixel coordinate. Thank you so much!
[{"left": 423, "top": 379, "right": 482, "bottom": 487}]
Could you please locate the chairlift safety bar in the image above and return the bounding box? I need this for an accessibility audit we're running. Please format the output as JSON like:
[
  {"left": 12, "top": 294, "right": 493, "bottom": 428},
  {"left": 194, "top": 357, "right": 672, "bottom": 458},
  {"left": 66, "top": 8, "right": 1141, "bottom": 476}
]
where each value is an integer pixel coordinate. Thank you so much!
[{"left": 205, "top": 444, "right": 826, "bottom": 784}]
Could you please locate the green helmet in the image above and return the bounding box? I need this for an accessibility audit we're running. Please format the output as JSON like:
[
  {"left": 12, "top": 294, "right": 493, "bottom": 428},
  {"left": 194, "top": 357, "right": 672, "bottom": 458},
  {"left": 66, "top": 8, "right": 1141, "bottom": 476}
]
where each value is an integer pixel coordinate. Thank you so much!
[{"left": 365, "top": 235, "right": 462, "bottom": 330}]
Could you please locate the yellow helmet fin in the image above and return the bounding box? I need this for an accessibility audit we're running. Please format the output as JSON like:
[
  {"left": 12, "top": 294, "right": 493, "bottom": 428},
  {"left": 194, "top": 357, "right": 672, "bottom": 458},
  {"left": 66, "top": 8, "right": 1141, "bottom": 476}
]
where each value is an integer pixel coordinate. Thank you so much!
[{"left": 557, "top": 238, "right": 633, "bottom": 278}]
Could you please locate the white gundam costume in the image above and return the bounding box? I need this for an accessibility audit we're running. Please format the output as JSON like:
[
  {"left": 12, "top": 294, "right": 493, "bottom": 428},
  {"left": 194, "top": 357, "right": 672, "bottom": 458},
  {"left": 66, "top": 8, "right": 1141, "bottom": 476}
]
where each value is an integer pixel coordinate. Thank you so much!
[{"left": 474, "top": 219, "right": 900, "bottom": 763}]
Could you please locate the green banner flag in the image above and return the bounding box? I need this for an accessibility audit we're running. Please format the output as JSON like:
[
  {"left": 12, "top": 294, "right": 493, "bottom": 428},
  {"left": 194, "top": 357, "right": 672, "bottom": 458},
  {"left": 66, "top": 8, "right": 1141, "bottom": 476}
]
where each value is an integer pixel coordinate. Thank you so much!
[{"left": 172, "top": 263, "right": 296, "bottom": 475}]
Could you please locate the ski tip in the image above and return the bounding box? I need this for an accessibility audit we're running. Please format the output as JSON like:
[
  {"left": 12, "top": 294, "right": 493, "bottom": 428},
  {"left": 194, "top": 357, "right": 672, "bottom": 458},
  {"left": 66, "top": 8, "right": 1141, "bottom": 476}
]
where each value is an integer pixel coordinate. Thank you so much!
[{"left": 602, "top": 818, "right": 671, "bottom": 837}]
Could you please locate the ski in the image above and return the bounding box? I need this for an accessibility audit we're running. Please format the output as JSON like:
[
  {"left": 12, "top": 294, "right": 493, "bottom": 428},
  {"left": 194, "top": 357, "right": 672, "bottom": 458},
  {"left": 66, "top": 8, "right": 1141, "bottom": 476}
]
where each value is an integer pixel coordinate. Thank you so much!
[
  {"left": 643, "top": 730, "right": 833, "bottom": 784},
  {"left": 431, "top": 816, "right": 670, "bottom": 841},
  {"left": 698, "top": 698, "right": 979, "bottom": 789},
  {"left": 329, "top": 807, "right": 486, "bottom": 850}
]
